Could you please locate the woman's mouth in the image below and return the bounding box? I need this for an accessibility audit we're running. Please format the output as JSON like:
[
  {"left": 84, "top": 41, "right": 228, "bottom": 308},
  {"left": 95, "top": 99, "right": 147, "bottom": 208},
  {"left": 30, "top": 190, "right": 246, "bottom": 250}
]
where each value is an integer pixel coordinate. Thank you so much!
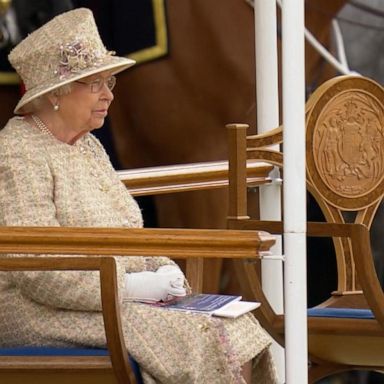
[{"left": 93, "top": 109, "right": 108, "bottom": 117}]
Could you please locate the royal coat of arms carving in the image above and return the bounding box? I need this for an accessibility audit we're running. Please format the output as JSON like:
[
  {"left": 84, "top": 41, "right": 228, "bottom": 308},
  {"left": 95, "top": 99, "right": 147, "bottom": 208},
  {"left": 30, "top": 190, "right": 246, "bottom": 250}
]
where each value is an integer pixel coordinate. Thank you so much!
[
  {"left": 307, "top": 79, "right": 384, "bottom": 209},
  {"left": 311, "top": 89, "right": 384, "bottom": 204}
]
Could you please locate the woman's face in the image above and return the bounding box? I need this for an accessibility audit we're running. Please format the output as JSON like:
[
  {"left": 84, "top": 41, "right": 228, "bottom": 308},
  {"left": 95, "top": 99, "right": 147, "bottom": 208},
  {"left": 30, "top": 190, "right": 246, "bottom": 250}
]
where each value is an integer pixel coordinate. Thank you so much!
[{"left": 58, "top": 70, "right": 115, "bottom": 133}]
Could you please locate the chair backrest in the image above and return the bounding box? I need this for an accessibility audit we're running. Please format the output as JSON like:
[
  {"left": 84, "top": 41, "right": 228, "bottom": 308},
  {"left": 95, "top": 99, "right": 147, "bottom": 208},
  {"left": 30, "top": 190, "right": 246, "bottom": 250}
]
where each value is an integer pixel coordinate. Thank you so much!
[
  {"left": 306, "top": 76, "right": 384, "bottom": 302},
  {"left": 227, "top": 75, "right": 384, "bottom": 309},
  {"left": 227, "top": 75, "right": 384, "bottom": 382}
]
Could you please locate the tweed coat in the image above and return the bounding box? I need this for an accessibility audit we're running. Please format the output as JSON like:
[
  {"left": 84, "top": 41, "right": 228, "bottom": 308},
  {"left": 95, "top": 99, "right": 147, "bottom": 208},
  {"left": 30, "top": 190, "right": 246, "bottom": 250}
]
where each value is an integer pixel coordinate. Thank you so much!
[{"left": 0, "top": 117, "right": 277, "bottom": 383}]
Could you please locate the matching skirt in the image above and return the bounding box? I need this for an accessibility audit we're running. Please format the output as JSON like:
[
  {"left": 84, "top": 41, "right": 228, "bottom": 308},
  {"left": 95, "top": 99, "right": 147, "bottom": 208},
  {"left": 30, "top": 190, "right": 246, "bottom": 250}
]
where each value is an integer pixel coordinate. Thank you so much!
[{"left": 0, "top": 289, "right": 278, "bottom": 383}]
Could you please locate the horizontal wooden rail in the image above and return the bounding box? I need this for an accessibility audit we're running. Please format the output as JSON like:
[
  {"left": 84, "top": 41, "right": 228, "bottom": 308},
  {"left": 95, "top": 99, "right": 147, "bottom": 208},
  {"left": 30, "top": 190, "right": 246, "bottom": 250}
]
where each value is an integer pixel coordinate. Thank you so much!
[
  {"left": 0, "top": 256, "right": 106, "bottom": 271},
  {"left": 118, "top": 160, "right": 273, "bottom": 196},
  {"left": 0, "top": 226, "right": 275, "bottom": 259},
  {"left": 0, "top": 355, "right": 112, "bottom": 370}
]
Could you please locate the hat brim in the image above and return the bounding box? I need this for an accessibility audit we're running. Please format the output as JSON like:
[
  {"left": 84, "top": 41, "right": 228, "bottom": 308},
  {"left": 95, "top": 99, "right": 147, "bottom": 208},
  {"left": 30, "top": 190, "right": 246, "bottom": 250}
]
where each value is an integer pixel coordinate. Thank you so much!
[{"left": 14, "top": 55, "right": 135, "bottom": 114}]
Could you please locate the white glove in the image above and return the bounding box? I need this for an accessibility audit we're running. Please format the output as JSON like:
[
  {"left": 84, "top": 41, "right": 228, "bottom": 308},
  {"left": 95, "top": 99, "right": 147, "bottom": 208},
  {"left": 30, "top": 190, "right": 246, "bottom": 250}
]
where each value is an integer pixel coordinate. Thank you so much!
[{"left": 124, "top": 265, "right": 187, "bottom": 302}]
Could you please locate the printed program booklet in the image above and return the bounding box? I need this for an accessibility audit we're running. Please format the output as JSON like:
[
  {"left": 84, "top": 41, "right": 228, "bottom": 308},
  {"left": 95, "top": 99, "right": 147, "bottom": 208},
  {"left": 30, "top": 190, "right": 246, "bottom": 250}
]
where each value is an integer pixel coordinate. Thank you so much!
[{"left": 154, "top": 294, "right": 260, "bottom": 318}]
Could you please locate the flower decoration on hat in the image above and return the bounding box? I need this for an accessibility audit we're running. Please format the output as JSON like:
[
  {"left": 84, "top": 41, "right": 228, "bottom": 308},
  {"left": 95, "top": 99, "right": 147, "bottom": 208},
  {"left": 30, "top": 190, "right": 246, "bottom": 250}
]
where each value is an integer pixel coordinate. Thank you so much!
[{"left": 55, "top": 39, "right": 115, "bottom": 79}]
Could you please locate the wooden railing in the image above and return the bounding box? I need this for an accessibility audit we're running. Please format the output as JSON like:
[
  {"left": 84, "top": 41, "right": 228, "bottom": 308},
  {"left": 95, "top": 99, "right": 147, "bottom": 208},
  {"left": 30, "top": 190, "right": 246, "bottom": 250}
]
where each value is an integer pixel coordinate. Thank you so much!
[
  {"left": 118, "top": 160, "right": 273, "bottom": 196},
  {"left": 0, "top": 227, "right": 274, "bottom": 259}
]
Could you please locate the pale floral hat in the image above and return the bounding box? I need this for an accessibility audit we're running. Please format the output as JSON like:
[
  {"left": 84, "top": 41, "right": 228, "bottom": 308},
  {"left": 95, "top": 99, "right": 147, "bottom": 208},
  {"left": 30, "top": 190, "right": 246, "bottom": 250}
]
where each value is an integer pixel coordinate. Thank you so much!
[{"left": 8, "top": 8, "right": 135, "bottom": 114}]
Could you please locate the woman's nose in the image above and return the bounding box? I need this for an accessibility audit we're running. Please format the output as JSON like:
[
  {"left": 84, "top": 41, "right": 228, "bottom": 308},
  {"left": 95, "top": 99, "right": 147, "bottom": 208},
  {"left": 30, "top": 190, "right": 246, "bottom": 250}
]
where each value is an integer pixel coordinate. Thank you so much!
[{"left": 101, "top": 83, "right": 114, "bottom": 102}]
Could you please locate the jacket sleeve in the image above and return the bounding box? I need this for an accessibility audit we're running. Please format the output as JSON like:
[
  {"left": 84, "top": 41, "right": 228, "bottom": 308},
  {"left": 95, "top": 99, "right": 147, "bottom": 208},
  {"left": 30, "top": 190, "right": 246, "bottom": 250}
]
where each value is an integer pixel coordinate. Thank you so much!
[{"left": 0, "top": 142, "right": 106, "bottom": 311}]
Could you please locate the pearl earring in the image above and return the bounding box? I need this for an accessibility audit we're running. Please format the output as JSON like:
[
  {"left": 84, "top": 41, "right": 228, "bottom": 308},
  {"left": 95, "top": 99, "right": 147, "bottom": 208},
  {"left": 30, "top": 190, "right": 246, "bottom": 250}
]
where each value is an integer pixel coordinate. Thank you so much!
[{"left": 53, "top": 104, "right": 59, "bottom": 111}]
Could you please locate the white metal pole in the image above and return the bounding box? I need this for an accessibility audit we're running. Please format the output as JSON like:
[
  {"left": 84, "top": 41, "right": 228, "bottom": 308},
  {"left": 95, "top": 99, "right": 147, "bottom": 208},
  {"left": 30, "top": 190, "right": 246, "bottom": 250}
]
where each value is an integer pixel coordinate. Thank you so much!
[
  {"left": 282, "top": 0, "right": 308, "bottom": 383},
  {"left": 254, "top": 1, "right": 285, "bottom": 381},
  {"left": 276, "top": 0, "right": 353, "bottom": 75}
]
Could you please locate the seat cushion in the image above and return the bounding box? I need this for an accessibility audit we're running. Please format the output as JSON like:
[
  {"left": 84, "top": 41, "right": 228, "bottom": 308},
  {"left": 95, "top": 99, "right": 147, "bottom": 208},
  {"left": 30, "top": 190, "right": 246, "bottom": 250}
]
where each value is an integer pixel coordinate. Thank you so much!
[
  {"left": 0, "top": 346, "right": 109, "bottom": 356},
  {"left": 307, "top": 307, "right": 374, "bottom": 319}
]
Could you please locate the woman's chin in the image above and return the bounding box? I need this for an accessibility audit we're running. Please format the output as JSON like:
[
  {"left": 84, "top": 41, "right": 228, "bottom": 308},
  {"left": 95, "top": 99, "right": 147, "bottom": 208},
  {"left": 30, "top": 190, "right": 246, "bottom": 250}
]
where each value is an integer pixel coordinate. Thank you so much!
[{"left": 91, "top": 117, "right": 106, "bottom": 130}]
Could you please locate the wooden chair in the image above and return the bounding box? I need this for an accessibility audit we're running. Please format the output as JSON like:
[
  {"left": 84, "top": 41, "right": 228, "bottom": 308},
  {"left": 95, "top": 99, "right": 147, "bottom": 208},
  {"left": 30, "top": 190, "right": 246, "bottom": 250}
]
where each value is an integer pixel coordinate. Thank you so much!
[
  {"left": 0, "top": 162, "right": 274, "bottom": 384},
  {"left": 227, "top": 75, "right": 384, "bottom": 382}
]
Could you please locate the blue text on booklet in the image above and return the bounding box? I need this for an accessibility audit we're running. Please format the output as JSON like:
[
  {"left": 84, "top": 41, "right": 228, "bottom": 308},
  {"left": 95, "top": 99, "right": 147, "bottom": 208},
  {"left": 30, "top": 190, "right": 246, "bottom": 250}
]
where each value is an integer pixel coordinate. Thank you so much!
[{"left": 165, "top": 294, "right": 241, "bottom": 312}]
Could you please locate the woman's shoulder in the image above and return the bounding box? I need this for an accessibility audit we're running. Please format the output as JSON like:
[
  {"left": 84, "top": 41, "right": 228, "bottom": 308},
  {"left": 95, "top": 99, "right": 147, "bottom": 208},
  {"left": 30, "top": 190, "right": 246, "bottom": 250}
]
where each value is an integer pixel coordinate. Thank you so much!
[
  {"left": 0, "top": 116, "right": 38, "bottom": 143},
  {"left": 0, "top": 117, "right": 46, "bottom": 159}
]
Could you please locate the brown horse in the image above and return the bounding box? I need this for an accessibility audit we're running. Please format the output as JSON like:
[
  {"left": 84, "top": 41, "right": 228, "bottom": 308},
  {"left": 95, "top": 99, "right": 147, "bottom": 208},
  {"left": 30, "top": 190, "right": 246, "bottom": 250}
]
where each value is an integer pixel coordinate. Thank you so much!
[
  {"left": 110, "top": 0, "right": 347, "bottom": 225},
  {"left": 108, "top": 0, "right": 347, "bottom": 291}
]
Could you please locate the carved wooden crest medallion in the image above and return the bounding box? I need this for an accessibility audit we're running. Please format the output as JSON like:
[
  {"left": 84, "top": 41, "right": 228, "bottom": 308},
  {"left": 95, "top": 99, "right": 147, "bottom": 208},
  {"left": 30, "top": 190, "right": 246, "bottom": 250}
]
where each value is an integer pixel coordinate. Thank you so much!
[{"left": 306, "top": 77, "right": 384, "bottom": 210}]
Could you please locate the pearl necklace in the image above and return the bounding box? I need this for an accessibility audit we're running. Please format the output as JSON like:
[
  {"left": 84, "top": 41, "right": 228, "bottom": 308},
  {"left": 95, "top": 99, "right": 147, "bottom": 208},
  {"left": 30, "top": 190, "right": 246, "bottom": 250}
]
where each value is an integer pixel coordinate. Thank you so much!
[
  {"left": 29, "top": 115, "right": 108, "bottom": 192},
  {"left": 31, "top": 114, "right": 55, "bottom": 139}
]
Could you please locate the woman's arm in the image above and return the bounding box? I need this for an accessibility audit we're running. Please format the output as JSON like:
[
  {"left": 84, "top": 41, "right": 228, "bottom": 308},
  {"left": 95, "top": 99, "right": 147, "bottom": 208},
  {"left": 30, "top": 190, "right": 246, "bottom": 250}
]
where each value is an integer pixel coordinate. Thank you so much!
[{"left": 0, "top": 145, "right": 105, "bottom": 311}]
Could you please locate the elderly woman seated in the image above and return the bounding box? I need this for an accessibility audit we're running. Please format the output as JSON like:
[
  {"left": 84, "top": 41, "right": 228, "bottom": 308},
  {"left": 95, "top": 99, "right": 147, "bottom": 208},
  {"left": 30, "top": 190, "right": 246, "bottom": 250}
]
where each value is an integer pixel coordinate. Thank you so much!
[{"left": 0, "top": 8, "right": 277, "bottom": 383}]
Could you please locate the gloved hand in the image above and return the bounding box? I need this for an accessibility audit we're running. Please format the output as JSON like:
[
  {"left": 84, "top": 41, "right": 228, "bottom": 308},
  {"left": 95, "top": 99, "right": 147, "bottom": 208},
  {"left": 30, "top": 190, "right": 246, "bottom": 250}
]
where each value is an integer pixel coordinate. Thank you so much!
[{"left": 124, "top": 265, "right": 187, "bottom": 302}]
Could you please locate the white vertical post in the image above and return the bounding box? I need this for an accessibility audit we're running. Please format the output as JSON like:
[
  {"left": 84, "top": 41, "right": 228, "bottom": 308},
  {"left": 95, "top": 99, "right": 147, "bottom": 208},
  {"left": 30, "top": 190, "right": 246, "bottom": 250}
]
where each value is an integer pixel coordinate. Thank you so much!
[
  {"left": 254, "top": 1, "right": 285, "bottom": 382},
  {"left": 282, "top": 0, "right": 308, "bottom": 383}
]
